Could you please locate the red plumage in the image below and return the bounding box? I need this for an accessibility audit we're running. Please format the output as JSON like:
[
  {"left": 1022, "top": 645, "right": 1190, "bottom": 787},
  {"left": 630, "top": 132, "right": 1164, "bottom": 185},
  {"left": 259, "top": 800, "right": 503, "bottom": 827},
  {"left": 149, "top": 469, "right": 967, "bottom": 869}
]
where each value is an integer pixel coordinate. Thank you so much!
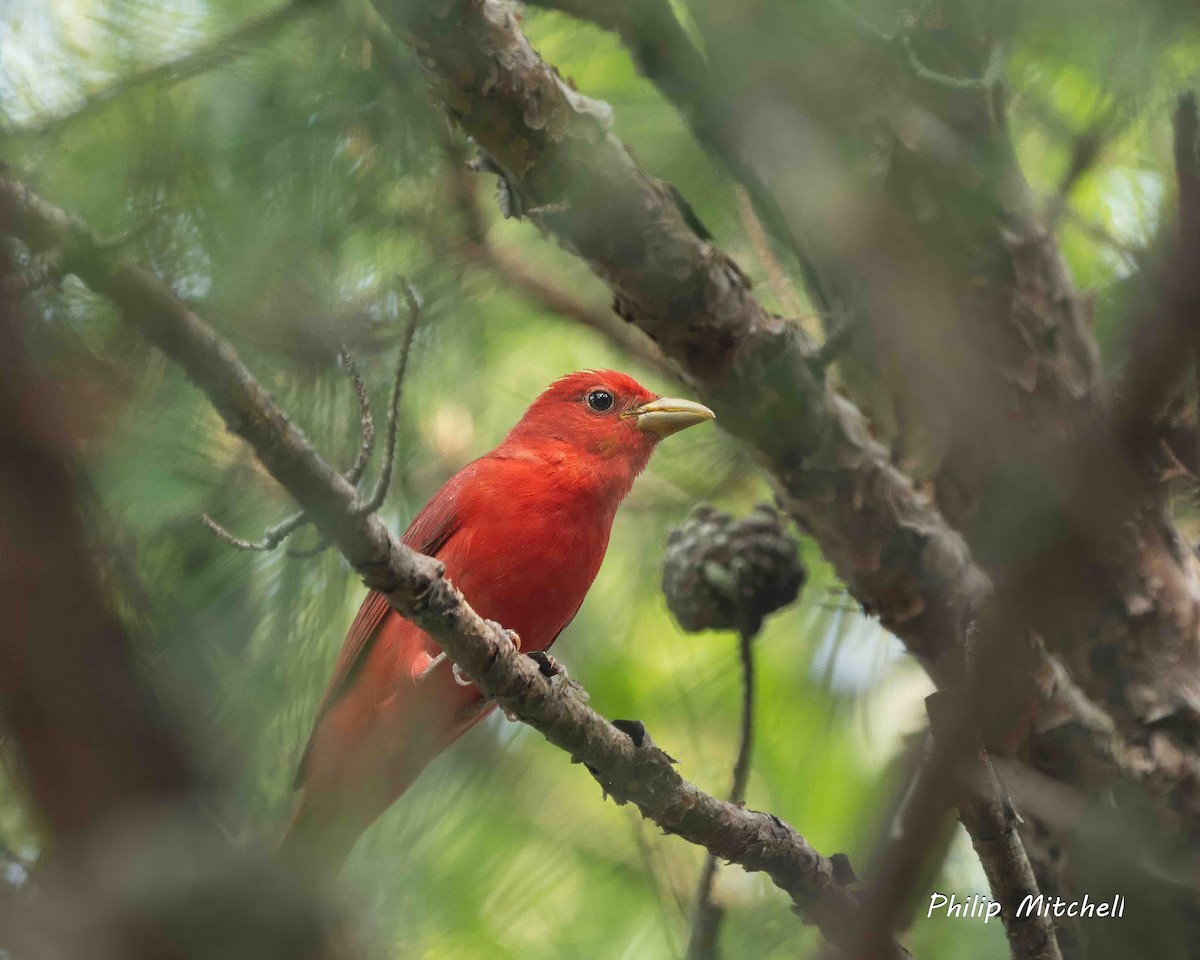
[{"left": 280, "top": 371, "right": 713, "bottom": 868}]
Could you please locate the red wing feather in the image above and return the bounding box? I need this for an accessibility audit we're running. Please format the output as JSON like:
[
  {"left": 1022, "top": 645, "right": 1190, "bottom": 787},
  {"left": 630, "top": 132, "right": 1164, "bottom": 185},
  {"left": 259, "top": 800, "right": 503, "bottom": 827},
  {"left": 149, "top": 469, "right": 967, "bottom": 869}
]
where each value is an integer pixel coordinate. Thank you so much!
[{"left": 291, "top": 469, "right": 470, "bottom": 788}]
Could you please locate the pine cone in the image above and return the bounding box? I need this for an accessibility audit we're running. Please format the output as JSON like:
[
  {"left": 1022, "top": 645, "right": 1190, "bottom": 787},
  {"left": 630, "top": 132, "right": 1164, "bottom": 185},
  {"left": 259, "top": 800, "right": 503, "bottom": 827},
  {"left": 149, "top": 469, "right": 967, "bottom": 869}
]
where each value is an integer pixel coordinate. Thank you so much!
[{"left": 662, "top": 503, "right": 806, "bottom": 634}]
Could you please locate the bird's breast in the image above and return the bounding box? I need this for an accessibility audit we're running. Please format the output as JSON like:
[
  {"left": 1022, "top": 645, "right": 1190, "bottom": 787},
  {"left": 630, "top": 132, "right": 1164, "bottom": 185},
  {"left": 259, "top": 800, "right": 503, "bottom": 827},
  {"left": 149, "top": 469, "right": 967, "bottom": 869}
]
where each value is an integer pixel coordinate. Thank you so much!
[{"left": 441, "top": 497, "right": 613, "bottom": 653}]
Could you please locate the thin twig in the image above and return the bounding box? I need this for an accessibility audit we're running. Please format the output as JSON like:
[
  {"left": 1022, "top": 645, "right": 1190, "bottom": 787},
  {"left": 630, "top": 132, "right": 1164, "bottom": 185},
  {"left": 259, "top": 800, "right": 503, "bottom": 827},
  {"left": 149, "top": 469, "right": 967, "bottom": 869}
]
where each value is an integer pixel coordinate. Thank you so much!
[
  {"left": 926, "top": 693, "right": 1063, "bottom": 960},
  {"left": 283, "top": 346, "right": 384, "bottom": 557},
  {"left": 341, "top": 350, "right": 375, "bottom": 486},
  {"left": 352, "top": 279, "right": 420, "bottom": 516},
  {"left": 201, "top": 348, "right": 376, "bottom": 551},
  {"left": 899, "top": 33, "right": 1003, "bottom": 95},
  {"left": 687, "top": 629, "right": 757, "bottom": 960},
  {"left": 201, "top": 510, "right": 307, "bottom": 552}
]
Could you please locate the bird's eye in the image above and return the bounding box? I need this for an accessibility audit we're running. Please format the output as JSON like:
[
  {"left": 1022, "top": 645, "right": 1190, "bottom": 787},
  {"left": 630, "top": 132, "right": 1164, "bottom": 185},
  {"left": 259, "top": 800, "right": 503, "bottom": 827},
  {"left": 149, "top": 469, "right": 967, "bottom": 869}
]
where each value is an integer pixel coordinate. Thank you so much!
[{"left": 586, "top": 389, "right": 615, "bottom": 413}]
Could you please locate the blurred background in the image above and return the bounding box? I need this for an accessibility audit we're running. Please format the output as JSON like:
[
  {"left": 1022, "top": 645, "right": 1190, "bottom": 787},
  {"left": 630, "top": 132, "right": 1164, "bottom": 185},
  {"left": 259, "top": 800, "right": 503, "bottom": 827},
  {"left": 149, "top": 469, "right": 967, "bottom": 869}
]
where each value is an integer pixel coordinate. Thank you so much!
[{"left": 2, "top": 1, "right": 1197, "bottom": 957}]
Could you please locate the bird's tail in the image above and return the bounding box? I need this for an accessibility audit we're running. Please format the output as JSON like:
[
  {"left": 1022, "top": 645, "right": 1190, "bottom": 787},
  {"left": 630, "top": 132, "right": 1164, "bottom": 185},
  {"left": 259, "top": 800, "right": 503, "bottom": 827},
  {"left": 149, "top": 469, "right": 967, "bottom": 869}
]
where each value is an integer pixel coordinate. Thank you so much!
[
  {"left": 278, "top": 751, "right": 433, "bottom": 874},
  {"left": 278, "top": 658, "right": 497, "bottom": 874},
  {"left": 277, "top": 793, "right": 368, "bottom": 875}
]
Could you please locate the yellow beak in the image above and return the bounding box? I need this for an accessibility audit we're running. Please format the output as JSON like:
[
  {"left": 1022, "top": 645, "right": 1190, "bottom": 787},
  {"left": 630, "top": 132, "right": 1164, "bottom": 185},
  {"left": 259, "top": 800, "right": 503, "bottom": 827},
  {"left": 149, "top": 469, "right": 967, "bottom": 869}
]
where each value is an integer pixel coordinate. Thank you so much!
[{"left": 629, "top": 396, "right": 716, "bottom": 438}]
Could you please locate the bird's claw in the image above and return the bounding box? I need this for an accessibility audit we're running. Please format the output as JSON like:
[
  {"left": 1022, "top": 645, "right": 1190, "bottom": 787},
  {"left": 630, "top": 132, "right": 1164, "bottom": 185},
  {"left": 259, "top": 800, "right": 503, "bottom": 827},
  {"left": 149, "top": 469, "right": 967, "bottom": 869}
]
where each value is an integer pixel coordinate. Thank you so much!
[
  {"left": 484, "top": 620, "right": 521, "bottom": 652},
  {"left": 451, "top": 624, "right": 521, "bottom": 687},
  {"left": 528, "top": 651, "right": 589, "bottom": 702},
  {"left": 527, "top": 650, "right": 565, "bottom": 679}
]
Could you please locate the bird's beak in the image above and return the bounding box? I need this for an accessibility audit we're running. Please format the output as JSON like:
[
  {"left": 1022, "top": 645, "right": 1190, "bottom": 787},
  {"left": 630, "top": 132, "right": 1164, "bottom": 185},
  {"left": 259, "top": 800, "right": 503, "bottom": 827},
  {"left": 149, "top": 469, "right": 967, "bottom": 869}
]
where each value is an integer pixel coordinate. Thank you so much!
[{"left": 628, "top": 396, "right": 716, "bottom": 438}]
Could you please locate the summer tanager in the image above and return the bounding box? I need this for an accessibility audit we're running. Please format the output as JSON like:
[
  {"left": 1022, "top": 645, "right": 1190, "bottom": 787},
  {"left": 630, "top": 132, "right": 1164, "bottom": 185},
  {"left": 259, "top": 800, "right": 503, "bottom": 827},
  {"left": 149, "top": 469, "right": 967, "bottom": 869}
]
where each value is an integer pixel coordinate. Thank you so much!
[{"left": 281, "top": 370, "right": 714, "bottom": 867}]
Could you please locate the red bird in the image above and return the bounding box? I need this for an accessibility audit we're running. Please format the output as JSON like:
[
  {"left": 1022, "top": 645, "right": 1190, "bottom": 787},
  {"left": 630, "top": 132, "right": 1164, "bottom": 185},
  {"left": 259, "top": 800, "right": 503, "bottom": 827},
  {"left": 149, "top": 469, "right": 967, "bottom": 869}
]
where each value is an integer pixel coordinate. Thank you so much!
[{"left": 281, "top": 371, "right": 714, "bottom": 867}]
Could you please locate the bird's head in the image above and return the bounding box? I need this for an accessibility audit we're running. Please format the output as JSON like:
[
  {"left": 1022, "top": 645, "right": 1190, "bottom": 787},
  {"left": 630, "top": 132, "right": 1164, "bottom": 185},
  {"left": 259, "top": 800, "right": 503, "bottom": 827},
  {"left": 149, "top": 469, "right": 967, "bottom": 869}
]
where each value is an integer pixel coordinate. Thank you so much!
[{"left": 503, "top": 370, "right": 715, "bottom": 483}]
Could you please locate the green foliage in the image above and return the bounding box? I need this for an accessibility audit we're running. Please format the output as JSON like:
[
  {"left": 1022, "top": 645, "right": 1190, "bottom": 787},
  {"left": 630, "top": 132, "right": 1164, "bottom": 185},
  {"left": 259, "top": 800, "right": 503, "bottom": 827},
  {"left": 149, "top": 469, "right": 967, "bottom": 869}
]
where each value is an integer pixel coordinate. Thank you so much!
[{"left": 2, "top": 1, "right": 1194, "bottom": 956}]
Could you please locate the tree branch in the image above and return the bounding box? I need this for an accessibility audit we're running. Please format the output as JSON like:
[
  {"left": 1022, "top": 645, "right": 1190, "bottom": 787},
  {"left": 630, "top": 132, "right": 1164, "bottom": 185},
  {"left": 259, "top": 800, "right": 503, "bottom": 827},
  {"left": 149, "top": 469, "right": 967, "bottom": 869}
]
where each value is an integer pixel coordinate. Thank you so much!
[
  {"left": 927, "top": 693, "right": 1062, "bottom": 960},
  {"left": 438, "top": 136, "right": 675, "bottom": 375},
  {"left": 532, "top": 0, "right": 1200, "bottom": 801},
  {"left": 361, "top": 8, "right": 1200, "bottom": 954},
  {"left": 0, "top": 174, "right": 913, "bottom": 960}
]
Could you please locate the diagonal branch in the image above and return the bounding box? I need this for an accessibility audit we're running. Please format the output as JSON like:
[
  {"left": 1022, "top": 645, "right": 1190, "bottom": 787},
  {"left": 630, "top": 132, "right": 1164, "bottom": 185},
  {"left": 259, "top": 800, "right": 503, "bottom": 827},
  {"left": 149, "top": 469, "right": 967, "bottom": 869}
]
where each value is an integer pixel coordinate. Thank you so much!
[
  {"left": 0, "top": 173, "right": 913, "bottom": 960},
  {"left": 521, "top": 0, "right": 830, "bottom": 313},
  {"left": 523, "top": 2, "right": 1200, "bottom": 847},
  {"left": 438, "top": 138, "right": 674, "bottom": 375},
  {"left": 865, "top": 695, "right": 1062, "bottom": 960},
  {"left": 360, "top": 5, "right": 1111, "bottom": 954}
]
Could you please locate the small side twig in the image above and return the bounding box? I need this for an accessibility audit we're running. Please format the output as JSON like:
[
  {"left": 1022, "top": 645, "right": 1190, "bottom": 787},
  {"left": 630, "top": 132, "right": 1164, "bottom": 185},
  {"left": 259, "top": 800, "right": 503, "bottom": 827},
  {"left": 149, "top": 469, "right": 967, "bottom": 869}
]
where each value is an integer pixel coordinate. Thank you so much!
[
  {"left": 926, "top": 691, "right": 1062, "bottom": 960},
  {"left": 203, "top": 289, "right": 417, "bottom": 547},
  {"left": 893, "top": 2, "right": 1004, "bottom": 97},
  {"left": 352, "top": 279, "right": 420, "bottom": 516},
  {"left": 201, "top": 510, "right": 305, "bottom": 552},
  {"left": 341, "top": 349, "right": 376, "bottom": 486},
  {"left": 687, "top": 628, "right": 757, "bottom": 960},
  {"left": 900, "top": 33, "right": 1003, "bottom": 95},
  {"left": 201, "top": 347, "right": 376, "bottom": 552}
]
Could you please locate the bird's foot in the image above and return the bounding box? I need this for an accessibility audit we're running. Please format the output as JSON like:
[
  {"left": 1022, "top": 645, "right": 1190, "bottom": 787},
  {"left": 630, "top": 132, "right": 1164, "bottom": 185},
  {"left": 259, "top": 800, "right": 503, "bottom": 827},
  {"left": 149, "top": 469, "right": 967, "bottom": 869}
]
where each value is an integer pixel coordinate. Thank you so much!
[
  {"left": 527, "top": 650, "right": 589, "bottom": 702},
  {"left": 527, "top": 650, "right": 564, "bottom": 678},
  {"left": 419, "top": 651, "right": 447, "bottom": 679},
  {"left": 451, "top": 623, "right": 522, "bottom": 687},
  {"left": 485, "top": 620, "right": 522, "bottom": 652}
]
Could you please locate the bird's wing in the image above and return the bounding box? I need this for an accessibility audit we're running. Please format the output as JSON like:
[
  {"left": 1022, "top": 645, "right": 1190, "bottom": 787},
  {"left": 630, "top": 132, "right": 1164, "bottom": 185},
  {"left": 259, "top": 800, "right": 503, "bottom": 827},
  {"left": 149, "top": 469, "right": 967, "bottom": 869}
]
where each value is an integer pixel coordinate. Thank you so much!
[{"left": 291, "top": 464, "right": 474, "bottom": 789}]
